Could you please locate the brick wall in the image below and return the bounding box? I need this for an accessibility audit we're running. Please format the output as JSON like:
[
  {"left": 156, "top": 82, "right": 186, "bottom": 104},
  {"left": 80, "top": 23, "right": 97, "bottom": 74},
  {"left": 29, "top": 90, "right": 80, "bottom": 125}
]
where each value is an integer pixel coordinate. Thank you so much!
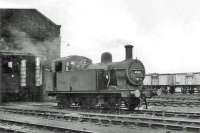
[{"left": 0, "top": 9, "right": 61, "bottom": 66}]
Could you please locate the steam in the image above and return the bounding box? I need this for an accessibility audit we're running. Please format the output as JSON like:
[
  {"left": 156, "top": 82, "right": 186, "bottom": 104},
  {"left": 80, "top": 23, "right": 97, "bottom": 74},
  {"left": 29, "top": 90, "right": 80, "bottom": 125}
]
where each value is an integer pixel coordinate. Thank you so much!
[
  {"left": 0, "top": 27, "right": 60, "bottom": 65},
  {"left": 99, "top": 39, "right": 134, "bottom": 49}
]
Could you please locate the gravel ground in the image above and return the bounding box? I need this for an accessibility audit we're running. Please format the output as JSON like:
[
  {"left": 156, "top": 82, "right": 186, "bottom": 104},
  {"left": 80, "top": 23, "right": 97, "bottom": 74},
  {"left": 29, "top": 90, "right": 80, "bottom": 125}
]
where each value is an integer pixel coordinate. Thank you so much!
[
  {"left": 0, "top": 111, "right": 186, "bottom": 133},
  {"left": 2, "top": 102, "right": 200, "bottom": 133},
  {"left": 0, "top": 102, "right": 193, "bottom": 133}
]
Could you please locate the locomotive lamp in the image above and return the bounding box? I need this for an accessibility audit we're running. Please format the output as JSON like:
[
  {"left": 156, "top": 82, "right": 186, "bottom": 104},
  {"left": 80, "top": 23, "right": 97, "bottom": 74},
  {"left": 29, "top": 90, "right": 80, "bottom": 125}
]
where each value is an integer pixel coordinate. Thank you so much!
[
  {"left": 133, "top": 89, "right": 141, "bottom": 98},
  {"left": 11, "top": 74, "right": 15, "bottom": 78},
  {"left": 8, "top": 61, "right": 13, "bottom": 68}
]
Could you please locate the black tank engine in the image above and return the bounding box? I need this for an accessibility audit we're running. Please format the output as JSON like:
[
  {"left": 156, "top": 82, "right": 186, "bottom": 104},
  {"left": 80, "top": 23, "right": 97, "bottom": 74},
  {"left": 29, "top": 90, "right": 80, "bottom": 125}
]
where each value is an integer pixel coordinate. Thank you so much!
[{"left": 46, "top": 45, "right": 145, "bottom": 110}]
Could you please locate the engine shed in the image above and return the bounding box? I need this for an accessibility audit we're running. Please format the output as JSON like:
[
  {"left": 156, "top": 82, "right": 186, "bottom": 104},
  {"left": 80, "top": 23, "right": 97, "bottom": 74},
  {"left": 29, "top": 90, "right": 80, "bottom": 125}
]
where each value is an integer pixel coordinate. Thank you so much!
[
  {"left": 0, "top": 9, "right": 61, "bottom": 66},
  {"left": 0, "top": 9, "right": 61, "bottom": 101},
  {"left": 0, "top": 51, "right": 43, "bottom": 103}
]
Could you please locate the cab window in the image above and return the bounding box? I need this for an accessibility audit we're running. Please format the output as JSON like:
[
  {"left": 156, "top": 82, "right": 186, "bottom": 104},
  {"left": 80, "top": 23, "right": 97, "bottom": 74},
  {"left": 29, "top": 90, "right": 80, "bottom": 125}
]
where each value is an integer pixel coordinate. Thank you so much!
[
  {"left": 65, "top": 61, "right": 72, "bottom": 71},
  {"left": 55, "top": 61, "right": 62, "bottom": 72},
  {"left": 110, "top": 69, "right": 117, "bottom": 85}
]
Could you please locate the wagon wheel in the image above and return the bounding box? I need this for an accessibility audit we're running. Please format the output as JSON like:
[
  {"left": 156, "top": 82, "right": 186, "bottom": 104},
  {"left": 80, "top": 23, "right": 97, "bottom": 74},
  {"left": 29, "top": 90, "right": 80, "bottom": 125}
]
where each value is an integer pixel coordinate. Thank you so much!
[{"left": 128, "top": 96, "right": 140, "bottom": 111}]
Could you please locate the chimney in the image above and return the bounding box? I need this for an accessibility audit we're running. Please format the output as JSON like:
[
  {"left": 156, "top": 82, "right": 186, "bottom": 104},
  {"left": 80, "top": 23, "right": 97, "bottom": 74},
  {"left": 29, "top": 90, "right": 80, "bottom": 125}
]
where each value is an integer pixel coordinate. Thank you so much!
[{"left": 125, "top": 45, "right": 133, "bottom": 60}]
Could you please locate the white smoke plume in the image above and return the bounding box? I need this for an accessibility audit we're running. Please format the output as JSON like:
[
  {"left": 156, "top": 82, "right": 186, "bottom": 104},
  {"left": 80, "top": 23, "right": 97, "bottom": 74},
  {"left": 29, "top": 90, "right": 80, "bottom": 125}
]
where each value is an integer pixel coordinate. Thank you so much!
[{"left": 0, "top": 27, "right": 60, "bottom": 65}]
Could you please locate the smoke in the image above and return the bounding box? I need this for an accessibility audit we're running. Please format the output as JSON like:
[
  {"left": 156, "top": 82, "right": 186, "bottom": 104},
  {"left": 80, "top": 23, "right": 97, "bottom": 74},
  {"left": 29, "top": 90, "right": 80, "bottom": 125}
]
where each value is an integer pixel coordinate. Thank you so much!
[
  {"left": 99, "top": 39, "right": 134, "bottom": 49},
  {"left": 0, "top": 27, "right": 60, "bottom": 64}
]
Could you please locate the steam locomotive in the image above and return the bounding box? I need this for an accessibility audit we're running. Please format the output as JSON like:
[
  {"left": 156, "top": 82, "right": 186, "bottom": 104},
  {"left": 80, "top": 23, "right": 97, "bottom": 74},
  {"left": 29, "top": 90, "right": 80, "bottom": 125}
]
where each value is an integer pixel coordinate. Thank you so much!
[{"left": 46, "top": 45, "right": 145, "bottom": 110}]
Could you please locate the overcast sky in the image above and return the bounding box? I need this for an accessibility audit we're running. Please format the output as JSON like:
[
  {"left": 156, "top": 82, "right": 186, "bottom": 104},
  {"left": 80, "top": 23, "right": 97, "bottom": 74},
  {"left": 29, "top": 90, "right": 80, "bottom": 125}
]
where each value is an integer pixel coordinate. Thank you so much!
[{"left": 1, "top": 0, "right": 200, "bottom": 73}]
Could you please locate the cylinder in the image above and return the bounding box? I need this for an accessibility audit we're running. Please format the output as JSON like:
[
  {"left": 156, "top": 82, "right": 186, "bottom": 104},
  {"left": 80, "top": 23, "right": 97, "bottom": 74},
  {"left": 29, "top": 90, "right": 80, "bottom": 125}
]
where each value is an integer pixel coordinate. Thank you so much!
[{"left": 125, "top": 45, "right": 133, "bottom": 60}]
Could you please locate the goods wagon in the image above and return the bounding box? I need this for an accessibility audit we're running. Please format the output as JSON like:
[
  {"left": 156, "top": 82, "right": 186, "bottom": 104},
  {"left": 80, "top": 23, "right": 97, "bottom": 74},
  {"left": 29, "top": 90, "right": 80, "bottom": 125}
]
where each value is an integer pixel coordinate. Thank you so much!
[{"left": 144, "top": 72, "right": 200, "bottom": 95}]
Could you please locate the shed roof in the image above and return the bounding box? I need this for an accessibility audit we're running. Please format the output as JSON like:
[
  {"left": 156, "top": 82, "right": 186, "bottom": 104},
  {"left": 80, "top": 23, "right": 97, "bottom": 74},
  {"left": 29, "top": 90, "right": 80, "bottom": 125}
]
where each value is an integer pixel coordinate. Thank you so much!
[
  {"left": 0, "top": 8, "right": 60, "bottom": 28},
  {"left": 0, "top": 50, "right": 35, "bottom": 56}
]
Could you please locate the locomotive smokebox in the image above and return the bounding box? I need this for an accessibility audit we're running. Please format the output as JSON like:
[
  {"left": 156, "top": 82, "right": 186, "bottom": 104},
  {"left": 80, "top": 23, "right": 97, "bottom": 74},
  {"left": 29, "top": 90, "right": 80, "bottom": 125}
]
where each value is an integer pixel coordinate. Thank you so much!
[
  {"left": 101, "top": 52, "right": 112, "bottom": 63},
  {"left": 125, "top": 45, "right": 133, "bottom": 60}
]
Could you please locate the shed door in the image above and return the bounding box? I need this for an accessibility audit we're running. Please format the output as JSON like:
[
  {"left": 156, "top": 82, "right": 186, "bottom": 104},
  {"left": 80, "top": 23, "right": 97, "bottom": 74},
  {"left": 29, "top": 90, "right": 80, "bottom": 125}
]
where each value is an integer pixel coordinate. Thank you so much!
[{"left": 2, "top": 57, "right": 20, "bottom": 94}]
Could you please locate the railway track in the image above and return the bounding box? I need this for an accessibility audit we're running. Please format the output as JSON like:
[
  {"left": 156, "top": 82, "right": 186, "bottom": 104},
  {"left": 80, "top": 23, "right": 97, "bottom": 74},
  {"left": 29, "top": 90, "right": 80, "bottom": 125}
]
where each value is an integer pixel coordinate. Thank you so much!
[
  {"left": 2, "top": 106, "right": 200, "bottom": 119},
  {"left": 151, "top": 94, "right": 200, "bottom": 101},
  {"left": 149, "top": 96, "right": 200, "bottom": 100},
  {"left": 134, "top": 110, "right": 200, "bottom": 119},
  {"left": 0, "top": 107, "right": 200, "bottom": 132},
  {"left": 147, "top": 99, "right": 200, "bottom": 107},
  {"left": 0, "top": 108, "right": 94, "bottom": 133},
  {"left": 0, "top": 118, "right": 93, "bottom": 133}
]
